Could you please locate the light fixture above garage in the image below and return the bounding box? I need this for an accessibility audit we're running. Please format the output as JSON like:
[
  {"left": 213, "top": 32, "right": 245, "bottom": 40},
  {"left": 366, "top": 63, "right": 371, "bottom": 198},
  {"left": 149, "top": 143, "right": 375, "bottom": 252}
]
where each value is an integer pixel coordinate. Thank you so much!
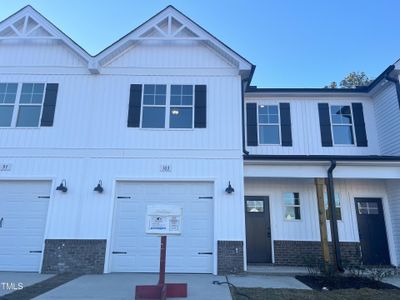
[
  {"left": 56, "top": 179, "right": 68, "bottom": 193},
  {"left": 94, "top": 180, "right": 104, "bottom": 193},
  {"left": 225, "top": 181, "right": 234, "bottom": 194}
]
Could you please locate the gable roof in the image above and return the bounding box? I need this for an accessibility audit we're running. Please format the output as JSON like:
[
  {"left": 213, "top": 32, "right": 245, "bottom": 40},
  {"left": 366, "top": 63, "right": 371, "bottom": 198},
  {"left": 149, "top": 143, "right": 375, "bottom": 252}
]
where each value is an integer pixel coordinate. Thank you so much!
[
  {"left": 93, "top": 5, "right": 254, "bottom": 77},
  {"left": 0, "top": 5, "right": 96, "bottom": 71}
]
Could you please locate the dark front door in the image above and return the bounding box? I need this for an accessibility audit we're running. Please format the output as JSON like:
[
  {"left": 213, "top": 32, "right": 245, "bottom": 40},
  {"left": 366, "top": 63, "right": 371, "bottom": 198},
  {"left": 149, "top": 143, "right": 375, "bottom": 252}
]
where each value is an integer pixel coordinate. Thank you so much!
[
  {"left": 355, "top": 198, "right": 390, "bottom": 265},
  {"left": 245, "top": 196, "right": 272, "bottom": 263}
]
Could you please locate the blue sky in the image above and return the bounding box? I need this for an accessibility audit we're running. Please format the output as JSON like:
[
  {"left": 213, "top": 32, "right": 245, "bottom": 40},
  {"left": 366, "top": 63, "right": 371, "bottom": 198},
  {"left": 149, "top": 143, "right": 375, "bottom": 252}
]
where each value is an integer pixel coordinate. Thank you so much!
[{"left": 1, "top": 0, "right": 399, "bottom": 87}]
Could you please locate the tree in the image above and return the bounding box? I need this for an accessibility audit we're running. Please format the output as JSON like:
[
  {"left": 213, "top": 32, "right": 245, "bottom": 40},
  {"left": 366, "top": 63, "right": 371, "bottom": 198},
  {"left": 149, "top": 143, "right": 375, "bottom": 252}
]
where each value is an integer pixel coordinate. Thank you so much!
[{"left": 325, "top": 71, "right": 373, "bottom": 89}]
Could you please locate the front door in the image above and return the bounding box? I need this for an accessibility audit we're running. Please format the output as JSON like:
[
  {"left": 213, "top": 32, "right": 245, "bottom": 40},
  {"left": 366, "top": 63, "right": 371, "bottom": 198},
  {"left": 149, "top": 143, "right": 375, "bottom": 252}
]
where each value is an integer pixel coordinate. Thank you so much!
[
  {"left": 245, "top": 196, "right": 272, "bottom": 263},
  {"left": 355, "top": 198, "right": 390, "bottom": 265}
]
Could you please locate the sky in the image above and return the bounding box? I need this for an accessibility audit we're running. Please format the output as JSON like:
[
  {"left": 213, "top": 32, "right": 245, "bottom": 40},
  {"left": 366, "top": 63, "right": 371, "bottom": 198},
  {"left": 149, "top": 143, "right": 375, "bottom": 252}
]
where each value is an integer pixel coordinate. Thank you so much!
[{"left": 1, "top": 0, "right": 399, "bottom": 88}]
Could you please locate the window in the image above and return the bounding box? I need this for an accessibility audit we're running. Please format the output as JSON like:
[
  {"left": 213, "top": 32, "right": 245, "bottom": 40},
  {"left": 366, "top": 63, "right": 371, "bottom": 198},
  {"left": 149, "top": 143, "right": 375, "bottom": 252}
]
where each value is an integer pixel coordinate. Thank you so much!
[
  {"left": 258, "top": 105, "right": 280, "bottom": 144},
  {"left": 17, "top": 83, "right": 45, "bottom": 127},
  {"left": 140, "top": 84, "right": 195, "bottom": 129},
  {"left": 330, "top": 105, "right": 354, "bottom": 145},
  {"left": 0, "top": 83, "right": 46, "bottom": 128},
  {"left": 141, "top": 84, "right": 167, "bottom": 128},
  {"left": 283, "top": 192, "right": 301, "bottom": 220},
  {"left": 324, "top": 192, "right": 342, "bottom": 220},
  {"left": 246, "top": 200, "right": 264, "bottom": 213},
  {"left": 0, "top": 83, "right": 18, "bottom": 127},
  {"left": 357, "top": 202, "right": 379, "bottom": 215},
  {"left": 170, "top": 85, "right": 193, "bottom": 128}
]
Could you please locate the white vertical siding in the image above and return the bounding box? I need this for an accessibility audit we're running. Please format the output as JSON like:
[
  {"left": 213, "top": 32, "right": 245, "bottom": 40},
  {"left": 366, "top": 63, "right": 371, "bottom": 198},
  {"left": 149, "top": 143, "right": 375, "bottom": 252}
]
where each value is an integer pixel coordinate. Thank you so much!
[
  {"left": 373, "top": 83, "right": 400, "bottom": 155},
  {"left": 385, "top": 180, "right": 400, "bottom": 266},
  {"left": 244, "top": 96, "right": 380, "bottom": 156}
]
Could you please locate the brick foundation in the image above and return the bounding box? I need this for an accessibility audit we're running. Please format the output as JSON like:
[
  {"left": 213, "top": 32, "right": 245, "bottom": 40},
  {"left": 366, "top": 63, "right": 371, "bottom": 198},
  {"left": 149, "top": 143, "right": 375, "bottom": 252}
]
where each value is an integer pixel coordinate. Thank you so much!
[
  {"left": 42, "top": 239, "right": 106, "bottom": 274},
  {"left": 273, "top": 240, "right": 361, "bottom": 266},
  {"left": 217, "top": 241, "right": 244, "bottom": 274}
]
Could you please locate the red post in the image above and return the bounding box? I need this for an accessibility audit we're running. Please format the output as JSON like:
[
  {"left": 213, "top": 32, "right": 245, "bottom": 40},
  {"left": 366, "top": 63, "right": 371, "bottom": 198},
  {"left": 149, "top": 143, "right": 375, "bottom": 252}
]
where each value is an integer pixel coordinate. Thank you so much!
[{"left": 158, "top": 236, "right": 167, "bottom": 286}]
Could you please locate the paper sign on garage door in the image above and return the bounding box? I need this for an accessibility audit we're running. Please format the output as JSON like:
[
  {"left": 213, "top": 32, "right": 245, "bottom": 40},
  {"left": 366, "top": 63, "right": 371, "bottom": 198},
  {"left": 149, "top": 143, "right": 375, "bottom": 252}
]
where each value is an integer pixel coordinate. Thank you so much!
[{"left": 146, "top": 205, "right": 182, "bottom": 235}]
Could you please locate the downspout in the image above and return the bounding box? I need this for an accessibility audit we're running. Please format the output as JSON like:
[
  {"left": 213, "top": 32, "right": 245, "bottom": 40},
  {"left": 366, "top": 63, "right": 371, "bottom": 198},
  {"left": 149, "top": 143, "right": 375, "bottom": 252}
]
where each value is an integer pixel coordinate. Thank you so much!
[
  {"left": 326, "top": 160, "right": 344, "bottom": 272},
  {"left": 385, "top": 75, "right": 400, "bottom": 109},
  {"left": 241, "top": 79, "right": 249, "bottom": 155}
]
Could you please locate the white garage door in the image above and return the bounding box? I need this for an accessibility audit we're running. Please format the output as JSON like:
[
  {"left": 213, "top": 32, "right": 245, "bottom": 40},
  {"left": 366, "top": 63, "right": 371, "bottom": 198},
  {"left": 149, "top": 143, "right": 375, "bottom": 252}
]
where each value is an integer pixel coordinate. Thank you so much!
[
  {"left": 0, "top": 181, "right": 51, "bottom": 271},
  {"left": 110, "top": 181, "right": 214, "bottom": 273}
]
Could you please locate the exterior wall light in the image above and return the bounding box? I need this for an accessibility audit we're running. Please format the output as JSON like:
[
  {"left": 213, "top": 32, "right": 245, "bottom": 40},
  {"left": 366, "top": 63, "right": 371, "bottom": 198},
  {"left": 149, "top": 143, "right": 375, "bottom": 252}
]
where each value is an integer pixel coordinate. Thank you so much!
[
  {"left": 225, "top": 181, "right": 234, "bottom": 194},
  {"left": 56, "top": 179, "right": 68, "bottom": 193},
  {"left": 94, "top": 180, "right": 104, "bottom": 193}
]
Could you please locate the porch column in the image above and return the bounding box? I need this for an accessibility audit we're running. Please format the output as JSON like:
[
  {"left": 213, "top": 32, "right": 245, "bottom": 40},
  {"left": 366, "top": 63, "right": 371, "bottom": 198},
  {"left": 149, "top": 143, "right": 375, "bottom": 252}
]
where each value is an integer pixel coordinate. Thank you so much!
[{"left": 315, "top": 178, "right": 330, "bottom": 270}]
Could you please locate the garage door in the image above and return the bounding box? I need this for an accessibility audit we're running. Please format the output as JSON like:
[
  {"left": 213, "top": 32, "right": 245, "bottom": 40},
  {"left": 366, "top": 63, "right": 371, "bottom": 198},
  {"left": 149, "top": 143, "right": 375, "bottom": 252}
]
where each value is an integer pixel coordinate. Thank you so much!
[
  {"left": 0, "top": 181, "right": 51, "bottom": 271},
  {"left": 110, "top": 181, "right": 214, "bottom": 273}
]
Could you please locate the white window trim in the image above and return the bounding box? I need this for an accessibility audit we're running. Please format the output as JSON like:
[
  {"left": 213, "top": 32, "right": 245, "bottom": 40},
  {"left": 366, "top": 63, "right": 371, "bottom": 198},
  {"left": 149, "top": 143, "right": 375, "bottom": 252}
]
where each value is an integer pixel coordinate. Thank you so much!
[
  {"left": 329, "top": 104, "right": 356, "bottom": 146},
  {"left": 140, "top": 84, "right": 168, "bottom": 129},
  {"left": 140, "top": 84, "right": 195, "bottom": 130},
  {"left": 282, "top": 192, "right": 302, "bottom": 221},
  {"left": 257, "top": 103, "right": 281, "bottom": 145},
  {"left": 0, "top": 82, "right": 46, "bottom": 129},
  {"left": 169, "top": 84, "right": 194, "bottom": 129}
]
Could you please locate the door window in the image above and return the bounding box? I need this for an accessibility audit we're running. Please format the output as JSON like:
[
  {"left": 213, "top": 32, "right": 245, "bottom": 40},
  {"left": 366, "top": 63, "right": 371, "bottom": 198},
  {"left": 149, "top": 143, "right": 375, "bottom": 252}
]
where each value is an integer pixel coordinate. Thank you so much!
[
  {"left": 246, "top": 200, "right": 264, "bottom": 213},
  {"left": 357, "top": 202, "right": 379, "bottom": 215}
]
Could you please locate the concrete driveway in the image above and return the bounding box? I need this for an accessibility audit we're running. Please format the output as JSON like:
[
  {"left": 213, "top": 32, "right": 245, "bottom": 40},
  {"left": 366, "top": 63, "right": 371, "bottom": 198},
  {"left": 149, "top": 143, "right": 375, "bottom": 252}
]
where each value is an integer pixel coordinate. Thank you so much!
[
  {"left": 33, "top": 273, "right": 231, "bottom": 300},
  {"left": 0, "top": 272, "right": 54, "bottom": 296}
]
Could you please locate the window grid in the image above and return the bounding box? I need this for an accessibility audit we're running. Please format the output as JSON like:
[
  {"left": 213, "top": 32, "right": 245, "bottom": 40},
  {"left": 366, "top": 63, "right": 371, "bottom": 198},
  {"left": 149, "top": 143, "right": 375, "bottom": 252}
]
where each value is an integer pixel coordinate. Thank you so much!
[
  {"left": 283, "top": 192, "right": 301, "bottom": 221},
  {"left": 330, "top": 105, "right": 355, "bottom": 145},
  {"left": 140, "top": 84, "right": 195, "bottom": 129},
  {"left": 141, "top": 84, "right": 167, "bottom": 129},
  {"left": 0, "top": 83, "right": 46, "bottom": 128},
  {"left": 357, "top": 202, "right": 379, "bottom": 215},
  {"left": 0, "top": 83, "right": 18, "bottom": 127},
  {"left": 170, "top": 85, "right": 194, "bottom": 129},
  {"left": 258, "top": 104, "right": 280, "bottom": 145}
]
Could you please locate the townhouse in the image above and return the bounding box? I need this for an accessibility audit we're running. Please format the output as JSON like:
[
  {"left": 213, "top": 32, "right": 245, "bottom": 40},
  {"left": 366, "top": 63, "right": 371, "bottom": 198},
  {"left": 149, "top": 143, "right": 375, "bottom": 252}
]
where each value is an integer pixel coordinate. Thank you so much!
[{"left": 0, "top": 5, "right": 399, "bottom": 275}]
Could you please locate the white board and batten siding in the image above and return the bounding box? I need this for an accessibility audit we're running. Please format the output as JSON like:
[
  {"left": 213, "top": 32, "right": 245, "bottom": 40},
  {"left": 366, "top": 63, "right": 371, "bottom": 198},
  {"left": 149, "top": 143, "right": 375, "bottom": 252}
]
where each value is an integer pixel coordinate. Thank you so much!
[
  {"left": 372, "top": 82, "right": 400, "bottom": 156},
  {"left": 110, "top": 181, "right": 213, "bottom": 273},
  {"left": 244, "top": 96, "right": 380, "bottom": 156},
  {"left": 244, "top": 178, "right": 397, "bottom": 264},
  {"left": 0, "top": 180, "right": 51, "bottom": 271}
]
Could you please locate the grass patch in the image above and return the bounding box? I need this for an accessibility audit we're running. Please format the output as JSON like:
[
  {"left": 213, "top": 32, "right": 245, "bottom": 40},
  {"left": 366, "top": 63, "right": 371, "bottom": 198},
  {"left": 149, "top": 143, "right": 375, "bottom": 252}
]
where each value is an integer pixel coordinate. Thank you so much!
[{"left": 231, "top": 287, "right": 400, "bottom": 300}]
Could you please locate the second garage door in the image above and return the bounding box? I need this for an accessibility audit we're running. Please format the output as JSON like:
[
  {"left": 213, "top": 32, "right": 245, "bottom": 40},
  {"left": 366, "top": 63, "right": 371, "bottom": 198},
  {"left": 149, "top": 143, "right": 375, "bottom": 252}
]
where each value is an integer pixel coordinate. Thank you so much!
[
  {"left": 110, "top": 181, "right": 214, "bottom": 273},
  {"left": 0, "top": 180, "right": 51, "bottom": 271}
]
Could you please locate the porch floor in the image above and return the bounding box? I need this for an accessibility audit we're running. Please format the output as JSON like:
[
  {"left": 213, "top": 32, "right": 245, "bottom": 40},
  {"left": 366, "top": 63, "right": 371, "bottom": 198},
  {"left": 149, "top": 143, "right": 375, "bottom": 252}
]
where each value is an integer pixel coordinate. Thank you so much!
[{"left": 246, "top": 264, "right": 309, "bottom": 275}]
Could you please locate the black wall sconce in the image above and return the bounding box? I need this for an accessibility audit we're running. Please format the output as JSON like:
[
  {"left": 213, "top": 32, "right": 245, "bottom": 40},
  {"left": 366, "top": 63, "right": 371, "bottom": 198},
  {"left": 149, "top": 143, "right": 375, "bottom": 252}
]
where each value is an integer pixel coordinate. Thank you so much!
[
  {"left": 94, "top": 180, "right": 104, "bottom": 193},
  {"left": 56, "top": 179, "right": 68, "bottom": 193},
  {"left": 225, "top": 181, "right": 234, "bottom": 194}
]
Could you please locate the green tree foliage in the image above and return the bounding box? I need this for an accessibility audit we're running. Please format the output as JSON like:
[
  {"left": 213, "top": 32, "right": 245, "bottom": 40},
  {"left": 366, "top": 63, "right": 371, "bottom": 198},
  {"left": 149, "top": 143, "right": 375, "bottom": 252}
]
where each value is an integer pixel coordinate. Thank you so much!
[{"left": 325, "top": 72, "right": 373, "bottom": 89}]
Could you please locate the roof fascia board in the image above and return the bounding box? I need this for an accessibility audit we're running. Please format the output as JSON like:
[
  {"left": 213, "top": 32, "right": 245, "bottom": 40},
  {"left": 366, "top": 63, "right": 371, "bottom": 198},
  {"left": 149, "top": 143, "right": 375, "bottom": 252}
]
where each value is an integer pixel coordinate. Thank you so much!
[{"left": 95, "top": 6, "right": 253, "bottom": 73}]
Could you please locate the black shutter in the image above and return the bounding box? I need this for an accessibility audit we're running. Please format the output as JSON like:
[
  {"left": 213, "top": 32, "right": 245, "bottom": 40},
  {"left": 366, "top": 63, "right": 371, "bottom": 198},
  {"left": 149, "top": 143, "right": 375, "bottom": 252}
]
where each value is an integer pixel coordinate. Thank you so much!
[
  {"left": 246, "top": 103, "right": 258, "bottom": 146},
  {"left": 352, "top": 103, "right": 368, "bottom": 147},
  {"left": 279, "top": 103, "right": 292, "bottom": 147},
  {"left": 40, "top": 83, "right": 58, "bottom": 127},
  {"left": 127, "top": 84, "right": 142, "bottom": 127},
  {"left": 318, "top": 103, "right": 333, "bottom": 147},
  {"left": 194, "top": 85, "right": 206, "bottom": 128}
]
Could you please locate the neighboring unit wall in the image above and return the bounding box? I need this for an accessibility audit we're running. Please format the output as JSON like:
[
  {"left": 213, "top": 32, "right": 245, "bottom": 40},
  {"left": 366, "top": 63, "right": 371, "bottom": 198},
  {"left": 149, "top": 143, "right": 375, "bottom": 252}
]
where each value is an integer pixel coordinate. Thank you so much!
[
  {"left": 385, "top": 180, "right": 400, "bottom": 266},
  {"left": 372, "top": 83, "right": 400, "bottom": 155},
  {"left": 244, "top": 96, "right": 380, "bottom": 156}
]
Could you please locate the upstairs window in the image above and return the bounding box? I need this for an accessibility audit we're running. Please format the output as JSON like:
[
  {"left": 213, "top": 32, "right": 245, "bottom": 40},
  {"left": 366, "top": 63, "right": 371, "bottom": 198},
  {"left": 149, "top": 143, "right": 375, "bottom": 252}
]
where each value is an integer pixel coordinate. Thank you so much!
[
  {"left": 141, "top": 84, "right": 167, "bottom": 128},
  {"left": 0, "top": 82, "right": 52, "bottom": 128},
  {"left": 258, "top": 105, "right": 280, "bottom": 144},
  {"left": 170, "top": 85, "right": 193, "bottom": 128},
  {"left": 0, "top": 83, "right": 18, "bottom": 127},
  {"left": 330, "top": 105, "right": 354, "bottom": 145},
  {"left": 17, "top": 83, "right": 45, "bottom": 127},
  {"left": 283, "top": 192, "right": 301, "bottom": 220}
]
